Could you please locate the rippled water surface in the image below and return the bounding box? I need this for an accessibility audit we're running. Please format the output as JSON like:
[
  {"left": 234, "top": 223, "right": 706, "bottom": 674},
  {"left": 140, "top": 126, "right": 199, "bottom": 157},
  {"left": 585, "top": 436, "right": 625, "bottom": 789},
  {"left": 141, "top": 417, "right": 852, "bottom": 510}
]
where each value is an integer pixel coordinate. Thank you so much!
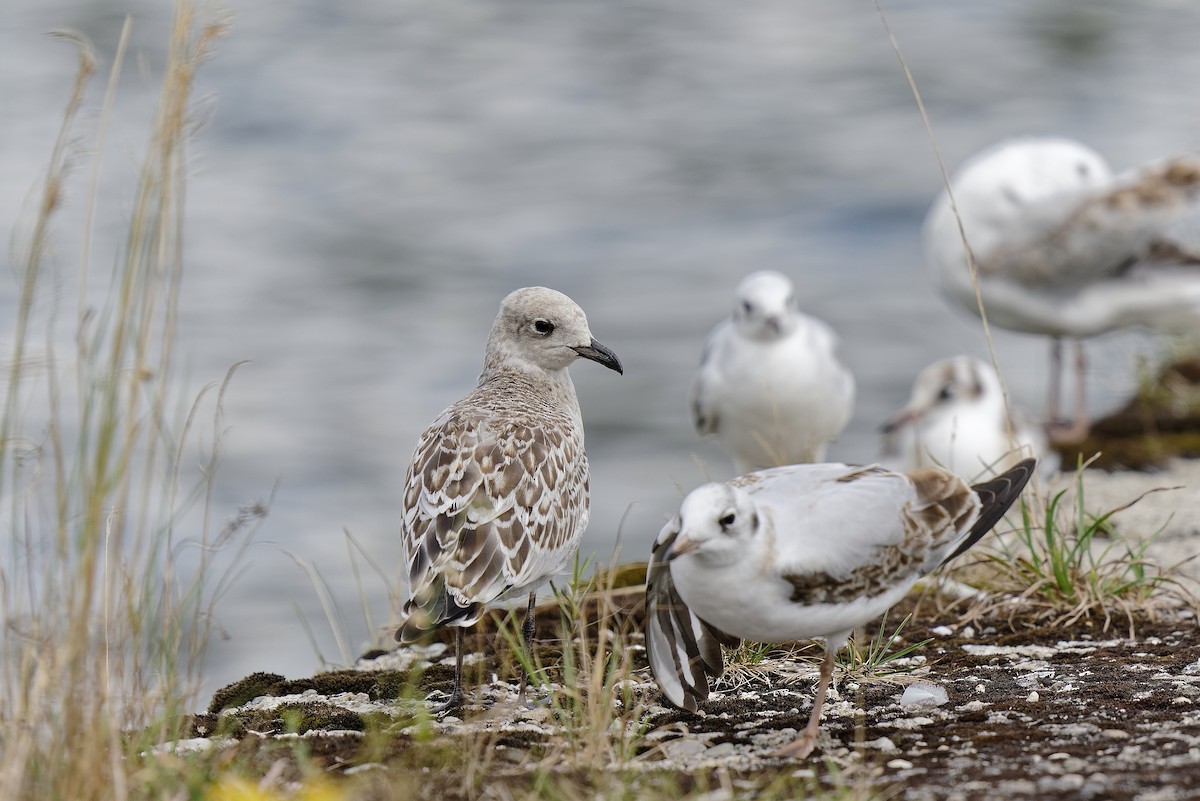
[{"left": 4, "top": 0, "right": 1200, "bottom": 699}]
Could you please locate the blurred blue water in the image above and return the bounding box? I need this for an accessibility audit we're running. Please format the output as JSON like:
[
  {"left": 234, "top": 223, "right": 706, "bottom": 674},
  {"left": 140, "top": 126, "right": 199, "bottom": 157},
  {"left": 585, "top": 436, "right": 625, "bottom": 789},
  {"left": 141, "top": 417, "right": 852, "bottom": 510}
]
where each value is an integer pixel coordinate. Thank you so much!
[{"left": 3, "top": 0, "right": 1199, "bottom": 702}]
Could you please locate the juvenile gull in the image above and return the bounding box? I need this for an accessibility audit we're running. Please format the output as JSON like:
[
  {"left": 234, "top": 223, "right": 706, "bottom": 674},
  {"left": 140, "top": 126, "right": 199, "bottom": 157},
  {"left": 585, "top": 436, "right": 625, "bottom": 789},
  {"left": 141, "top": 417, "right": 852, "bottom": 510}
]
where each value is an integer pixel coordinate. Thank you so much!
[
  {"left": 396, "top": 286, "right": 622, "bottom": 710},
  {"left": 880, "top": 355, "right": 1055, "bottom": 481},
  {"left": 645, "top": 458, "right": 1034, "bottom": 758},
  {"left": 691, "top": 270, "right": 855, "bottom": 472},
  {"left": 925, "top": 137, "right": 1200, "bottom": 440}
]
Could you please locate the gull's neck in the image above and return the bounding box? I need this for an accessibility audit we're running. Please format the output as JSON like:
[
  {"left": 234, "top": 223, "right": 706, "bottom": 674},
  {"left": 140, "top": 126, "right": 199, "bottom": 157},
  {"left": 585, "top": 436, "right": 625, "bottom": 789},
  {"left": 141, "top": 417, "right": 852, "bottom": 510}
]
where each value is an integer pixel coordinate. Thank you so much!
[{"left": 478, "top": 356, "right": 581, "bottom": 414}]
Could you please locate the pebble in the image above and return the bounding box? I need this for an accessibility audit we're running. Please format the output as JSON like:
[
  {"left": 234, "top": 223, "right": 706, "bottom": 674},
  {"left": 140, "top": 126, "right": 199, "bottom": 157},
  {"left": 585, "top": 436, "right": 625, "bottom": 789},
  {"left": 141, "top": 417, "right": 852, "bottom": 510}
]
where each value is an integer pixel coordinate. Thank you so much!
[
  {"left": 1026, "top": 691, "right": 1040, "bottom": 703},
  {"left": 1038, "top": 774, "right": 1086, "bottom": 792},
  {"left": 931, "top": 625, "right": 954, "bottom": 637},
  {"left": 887, "top": 759, "right": 914, "bottom": 770},
  {"left": 1172, "top": 697, "right": 1193, "bottom": 706},
  {"left": 705, "top": 742, "right": 737, "bottom": 759},
  {"left": 901, "top": 682, "right": 949, "bottom": 707},
  {"left": 662, "top": 739, "right": 707, "bottom": 760},
  {"left": 1101, "top": 729, "right": 1130, "bottom": 739}
]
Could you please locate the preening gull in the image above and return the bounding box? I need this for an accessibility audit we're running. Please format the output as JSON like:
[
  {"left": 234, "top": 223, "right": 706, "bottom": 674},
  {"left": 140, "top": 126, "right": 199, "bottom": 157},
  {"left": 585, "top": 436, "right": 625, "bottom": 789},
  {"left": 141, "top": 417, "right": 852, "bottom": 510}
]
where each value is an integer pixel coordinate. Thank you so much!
[{"left": 645, "top": 458, "right": 1034, "bottom": 758}]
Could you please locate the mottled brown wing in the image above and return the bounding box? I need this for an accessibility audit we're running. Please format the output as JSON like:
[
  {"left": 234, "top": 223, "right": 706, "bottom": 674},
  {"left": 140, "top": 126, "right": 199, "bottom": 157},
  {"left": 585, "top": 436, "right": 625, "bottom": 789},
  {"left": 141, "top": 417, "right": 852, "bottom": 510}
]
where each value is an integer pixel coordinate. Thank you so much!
[
  {"left": 398, "top": 402, "right": 587, "bottom": 640},
  {"left": 980, "top": 158, "right": 1200, "bottom": 286},
  {"left": 644, "top": 516, "right": 740, "bottom": 712}
]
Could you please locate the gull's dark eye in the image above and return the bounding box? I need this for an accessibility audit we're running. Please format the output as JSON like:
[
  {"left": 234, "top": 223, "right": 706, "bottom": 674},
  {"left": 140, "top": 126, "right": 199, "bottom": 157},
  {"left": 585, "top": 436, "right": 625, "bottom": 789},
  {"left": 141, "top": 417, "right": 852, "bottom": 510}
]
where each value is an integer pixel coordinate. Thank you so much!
[
  {"left": 937, "top": 385, "right": 953, "bottom": 402},
  {"left": 741, "top": 300, "right": 753, "bottom": 315},
  {"left": 718, "top": 512, "right": 736, "bottom": 529},
  {"left": 533, "top": 319, "right": 555, "bottom": 336}
]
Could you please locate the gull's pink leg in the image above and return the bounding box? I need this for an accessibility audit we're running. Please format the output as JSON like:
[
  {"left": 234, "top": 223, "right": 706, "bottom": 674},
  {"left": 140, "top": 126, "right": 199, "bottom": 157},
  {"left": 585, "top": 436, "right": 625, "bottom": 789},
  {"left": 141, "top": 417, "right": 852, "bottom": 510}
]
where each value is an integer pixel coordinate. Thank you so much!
[
  {"left": 1047, "top": 336, "right": 1063, "bottom": 426},
  {"left": 772, "top": 644, "right": 836, "bottom": 758},
  {"left": 1048, "top": 338, "right": 1091, "bottom": 443}
]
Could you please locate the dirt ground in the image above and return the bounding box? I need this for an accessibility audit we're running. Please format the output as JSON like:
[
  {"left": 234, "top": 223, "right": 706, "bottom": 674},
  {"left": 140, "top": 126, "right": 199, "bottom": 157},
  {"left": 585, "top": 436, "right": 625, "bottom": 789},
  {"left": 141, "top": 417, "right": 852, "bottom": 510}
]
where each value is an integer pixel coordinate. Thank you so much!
[{"left": 189, "top": 584, "right": 1200, "bottom": 801}]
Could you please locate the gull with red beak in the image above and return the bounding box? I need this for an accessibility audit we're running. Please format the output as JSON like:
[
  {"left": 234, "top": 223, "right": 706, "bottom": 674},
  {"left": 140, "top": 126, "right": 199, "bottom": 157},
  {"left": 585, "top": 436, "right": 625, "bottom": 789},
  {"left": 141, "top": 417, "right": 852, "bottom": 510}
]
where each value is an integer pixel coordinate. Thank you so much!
[{"left": 645, "top": 458, "right": 1034, "bottom": 759}]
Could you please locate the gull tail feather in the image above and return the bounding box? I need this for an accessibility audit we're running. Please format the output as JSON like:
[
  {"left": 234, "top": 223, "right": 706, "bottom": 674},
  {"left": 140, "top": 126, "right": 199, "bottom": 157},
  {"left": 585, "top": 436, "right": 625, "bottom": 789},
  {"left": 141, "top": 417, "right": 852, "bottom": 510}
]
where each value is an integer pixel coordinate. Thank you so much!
[
  {"left": 395, "top": 577, "right": 481, "bottom": 643},
  {"left": 943, "top": 457, "right": 1036, "bottom": 565}
]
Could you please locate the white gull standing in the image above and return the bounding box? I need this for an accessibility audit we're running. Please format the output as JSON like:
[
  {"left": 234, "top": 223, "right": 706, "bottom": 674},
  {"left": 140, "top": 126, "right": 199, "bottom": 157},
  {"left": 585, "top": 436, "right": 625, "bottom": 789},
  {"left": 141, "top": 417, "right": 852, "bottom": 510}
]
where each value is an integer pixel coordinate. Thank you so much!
[
  {"left": 691, "top": 270, "right": 855, "bottom": 472},
  {"left": 925, "top": 137, "right": 1200, "bottom": 440},
  {"left": 880, "top": 355, "right": 1055, "bottom": 481},
  {"left": 396, "top": 286, "right": 623, "bottom": 710},
  {"left": 645, "top": 458, "right": 1034, "bottom": 758}
]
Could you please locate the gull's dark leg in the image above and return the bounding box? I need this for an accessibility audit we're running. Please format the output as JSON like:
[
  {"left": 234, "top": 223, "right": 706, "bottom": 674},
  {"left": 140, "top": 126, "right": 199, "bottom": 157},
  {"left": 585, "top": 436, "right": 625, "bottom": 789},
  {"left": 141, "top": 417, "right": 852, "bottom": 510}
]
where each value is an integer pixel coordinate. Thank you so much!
[
  {"left": 433, "top": 628, "right": 465, "bottom": 715},
  {"left": 518, "top": 590, "right": 537, "bottom": 701}
]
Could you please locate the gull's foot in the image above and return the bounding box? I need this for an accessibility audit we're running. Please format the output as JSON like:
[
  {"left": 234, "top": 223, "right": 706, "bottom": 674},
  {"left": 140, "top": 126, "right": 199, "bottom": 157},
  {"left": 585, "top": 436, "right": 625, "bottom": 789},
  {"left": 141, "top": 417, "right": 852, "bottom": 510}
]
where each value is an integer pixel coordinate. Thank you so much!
[
  {"left": 430, "top": 687, "right": 464, "bottom": 717},
  {"left": 1046, "top": 419, "right": 1090, "bottom": 445},
  {"left": 770, "top": 730, "right": 818, "bottom": 759}
]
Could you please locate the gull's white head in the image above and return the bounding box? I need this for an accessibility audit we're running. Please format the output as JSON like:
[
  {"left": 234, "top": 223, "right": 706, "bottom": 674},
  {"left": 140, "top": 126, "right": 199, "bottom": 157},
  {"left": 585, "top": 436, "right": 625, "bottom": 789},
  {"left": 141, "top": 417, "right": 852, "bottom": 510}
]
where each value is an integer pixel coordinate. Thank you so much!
[
  {"left": 668, "top": 482, "right": 761, "bottom": 565},
  {"left": 881, "top": 356, "right": 1002, "bottom": 434},
  {"left": 484, "top": 286, "right": 623, "bottom": 375},
  {"left": 731, "top": 270, "right": 800, "bottom": 341}
]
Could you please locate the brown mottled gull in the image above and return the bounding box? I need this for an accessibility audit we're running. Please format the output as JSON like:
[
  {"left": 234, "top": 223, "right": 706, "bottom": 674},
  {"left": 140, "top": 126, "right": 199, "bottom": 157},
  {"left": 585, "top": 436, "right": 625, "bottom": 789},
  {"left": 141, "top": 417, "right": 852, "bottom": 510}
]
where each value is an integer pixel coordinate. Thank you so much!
[
  {"left": 645, "top": 458, "right": 1033, "bottom": 758},
  {"left": 396, "top": 286, "right": 622, "bottom": 710}
]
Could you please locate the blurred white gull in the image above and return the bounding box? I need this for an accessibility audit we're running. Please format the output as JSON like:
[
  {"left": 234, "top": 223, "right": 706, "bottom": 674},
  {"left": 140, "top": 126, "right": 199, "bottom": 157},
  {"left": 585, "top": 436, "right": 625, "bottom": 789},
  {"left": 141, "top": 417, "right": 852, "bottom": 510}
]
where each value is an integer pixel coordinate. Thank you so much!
[
  {"left": 645, "top": 459, "right": 1035, "bottom": 758},
  {"left": 880, "top": 355, "right": 1056, "bottom": 481},
  {"left": 925, "top": 137, "right": 1200, "bottom": 440},
  {"left": 691, "top": 270, "right": 855, "bottom": 472}
]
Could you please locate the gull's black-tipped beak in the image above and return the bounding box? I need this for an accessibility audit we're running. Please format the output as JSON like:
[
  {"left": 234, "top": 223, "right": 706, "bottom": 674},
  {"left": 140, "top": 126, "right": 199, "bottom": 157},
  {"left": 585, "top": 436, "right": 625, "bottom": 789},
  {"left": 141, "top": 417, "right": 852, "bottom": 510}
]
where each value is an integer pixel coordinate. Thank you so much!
[
  {"left": 573, "top": 338, "right": 623, "bottom": 374},
  {"left": 879, "top": 408, "right": 917, "bottom": 435}
]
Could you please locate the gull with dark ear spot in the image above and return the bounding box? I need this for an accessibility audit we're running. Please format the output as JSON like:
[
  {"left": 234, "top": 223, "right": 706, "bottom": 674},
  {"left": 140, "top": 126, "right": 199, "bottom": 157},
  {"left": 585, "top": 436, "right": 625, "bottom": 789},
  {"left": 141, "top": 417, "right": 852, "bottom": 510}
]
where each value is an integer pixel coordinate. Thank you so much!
[
  {"left": 396, "top": 286, "right": 622, "bottom": 712},
  {"left": 691, "top": 270, "right": 855, "bottom": 473},
  {"left": 880, "top": 355, "right": 1056, "bottom": 481},
  {"left": 645, "top": 458, "right": 1035, "bottom": 758}
]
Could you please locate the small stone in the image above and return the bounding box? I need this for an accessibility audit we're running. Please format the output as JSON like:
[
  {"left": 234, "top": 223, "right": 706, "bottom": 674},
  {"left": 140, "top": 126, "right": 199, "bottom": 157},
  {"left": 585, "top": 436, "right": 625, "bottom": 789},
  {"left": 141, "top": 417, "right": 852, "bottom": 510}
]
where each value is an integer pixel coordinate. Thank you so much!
[
  {"left": 901, "top": 682, "right": 949, "bottom": 707},
  {"left": 962, "top": 627, "right": 976, "bottom": 638},
  {"left": 1047, "top": 752, "right": 1070, "bottom": 760},
  {"left": 931, "top": 625, "right": 954, "bottom": 637},
  {"left": 887, "top": 759, "right": 914, "bottom": 770},
  {"left": 868, "top": 736, "right": 898, "bottom": 752},
  {"left": 975, "top": 684, "right": 986, "bottom": 693},
  {"left": 705, "top": 742, "right": 737, "bottom": 758},
  {"left": 1172, "top": 696, "right": 1193, "bottom": 706},
  {"left": 662, "top": 739, "right": 707, "bottom": 760},
  {"left": 1038, "top": 774, "right": 1085, "bottom": 792},
  {"left": 959, "top": 700, "right": 986, "bottom": 712},
  {"left": 496, "top": 746, "right": 529, "bottom": 764},
  {"left": 1100, "top": 729, "right": 1129, "bottom": 739},
  {"left": 1061, "top": 758, "right": 1086, "bottom": 774},
  {"left": 1026, "top": 691, "right": 1039, "bottom": 703}
]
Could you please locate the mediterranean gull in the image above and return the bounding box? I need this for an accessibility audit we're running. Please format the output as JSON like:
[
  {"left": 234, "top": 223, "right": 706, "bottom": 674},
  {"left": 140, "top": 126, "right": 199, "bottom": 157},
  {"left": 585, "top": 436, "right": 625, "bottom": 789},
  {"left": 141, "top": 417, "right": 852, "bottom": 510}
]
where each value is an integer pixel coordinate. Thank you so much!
[
  {"left": 925, "top": 137, "right": 1200, "bottom": 440},
  {"left": 396, "top": 286, "right": 623, "bottom": 711},
  {"left": 691, "top": 270, "right": 855, "bottom": 472},
  {"left": 645, "top": 458, "right": 1034, "bottom": 758},
  {"left": 880, "top": 355, "right": 1055, "bottom": 481}
]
